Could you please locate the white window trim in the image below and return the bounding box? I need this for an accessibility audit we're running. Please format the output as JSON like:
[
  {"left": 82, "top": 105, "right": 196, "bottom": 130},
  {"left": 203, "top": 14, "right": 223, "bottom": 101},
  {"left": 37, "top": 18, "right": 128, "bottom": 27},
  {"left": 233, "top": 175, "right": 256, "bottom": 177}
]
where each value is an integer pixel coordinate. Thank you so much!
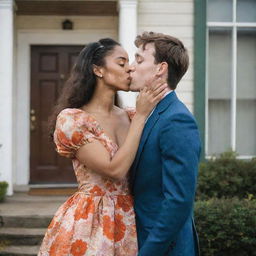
[
  {"left": 208, "top": 22, "right": 256, "bottom": 27},
  {"left": 206, "top": 155, "right": 255, "bottom": 160},
  {"left": 231, "top": 0, "right": 237, "bottom": 151},
  {"left": 205, "top": 0, "right": 256, "bottom": 159}
]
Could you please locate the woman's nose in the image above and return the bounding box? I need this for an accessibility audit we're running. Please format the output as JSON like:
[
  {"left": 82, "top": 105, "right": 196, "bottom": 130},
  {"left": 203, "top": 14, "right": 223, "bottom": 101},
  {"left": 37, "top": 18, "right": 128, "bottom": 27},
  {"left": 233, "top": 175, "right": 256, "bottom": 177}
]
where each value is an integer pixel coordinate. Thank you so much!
[{"left": 127, "top": 64, "right": 135, "bottom": 73}]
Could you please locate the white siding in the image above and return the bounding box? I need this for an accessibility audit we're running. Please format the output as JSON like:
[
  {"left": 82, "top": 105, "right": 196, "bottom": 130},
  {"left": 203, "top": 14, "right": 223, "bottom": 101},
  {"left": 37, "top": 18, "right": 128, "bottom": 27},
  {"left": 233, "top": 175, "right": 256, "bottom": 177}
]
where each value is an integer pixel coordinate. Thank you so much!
[{"left": 138, "top": 0, "right": 194, "bottom": 112}]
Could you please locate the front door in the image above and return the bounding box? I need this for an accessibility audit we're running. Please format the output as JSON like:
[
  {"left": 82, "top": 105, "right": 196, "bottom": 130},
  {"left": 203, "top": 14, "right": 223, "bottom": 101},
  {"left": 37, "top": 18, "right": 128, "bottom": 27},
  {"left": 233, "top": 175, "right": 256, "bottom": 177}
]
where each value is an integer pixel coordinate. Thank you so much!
[{"left": 30, "top": 45, "right": 84, "bottom": 184}]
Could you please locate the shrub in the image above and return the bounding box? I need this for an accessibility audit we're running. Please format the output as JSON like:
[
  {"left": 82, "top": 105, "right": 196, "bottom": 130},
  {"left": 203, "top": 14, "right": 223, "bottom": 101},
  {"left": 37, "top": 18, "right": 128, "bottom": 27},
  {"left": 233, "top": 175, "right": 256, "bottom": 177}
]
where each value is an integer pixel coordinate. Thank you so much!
[
  {"left": 0, "top": 181, "right": 8, "bottom": 202},
  {"left": 195, "top": 198, "right": 256, "bottom": 256},
  {"left": 196, "top": 151, "right": 256, "bottom": 200}
]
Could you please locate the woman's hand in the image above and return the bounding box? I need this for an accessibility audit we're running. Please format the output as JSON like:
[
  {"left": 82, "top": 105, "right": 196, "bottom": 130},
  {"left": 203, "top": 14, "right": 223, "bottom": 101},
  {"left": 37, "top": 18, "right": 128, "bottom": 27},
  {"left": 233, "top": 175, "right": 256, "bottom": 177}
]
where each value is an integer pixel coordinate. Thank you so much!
[{"left": 136, "top": 78, "right": 168, "bottom": 117}]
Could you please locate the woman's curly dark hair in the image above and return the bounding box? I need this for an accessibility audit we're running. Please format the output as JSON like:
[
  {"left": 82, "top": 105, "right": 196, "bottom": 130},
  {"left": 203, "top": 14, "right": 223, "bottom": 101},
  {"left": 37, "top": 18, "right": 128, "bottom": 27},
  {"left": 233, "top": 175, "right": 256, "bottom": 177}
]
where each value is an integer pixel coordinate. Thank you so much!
[{"left": 48, "top": 38, "right": 120, "bottom": 139}]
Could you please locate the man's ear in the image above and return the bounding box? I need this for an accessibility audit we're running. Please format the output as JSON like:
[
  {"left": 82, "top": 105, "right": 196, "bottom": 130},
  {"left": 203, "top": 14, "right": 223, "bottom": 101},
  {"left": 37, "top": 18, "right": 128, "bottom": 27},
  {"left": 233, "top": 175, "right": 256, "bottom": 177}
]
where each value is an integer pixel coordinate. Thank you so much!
[
  {"left": 93, "top": 64, "right": 103, "bottom": 78},
  {"left": 156, "top": 62, "right": 168, "bottom": 76}
]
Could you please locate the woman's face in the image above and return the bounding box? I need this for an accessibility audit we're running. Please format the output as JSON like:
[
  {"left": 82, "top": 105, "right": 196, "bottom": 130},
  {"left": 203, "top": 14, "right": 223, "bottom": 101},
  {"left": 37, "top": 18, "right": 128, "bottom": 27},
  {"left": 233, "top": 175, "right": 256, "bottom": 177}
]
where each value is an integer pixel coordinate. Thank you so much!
[{"left": 99, "top": 46, "right": 132, "bottom": 91}]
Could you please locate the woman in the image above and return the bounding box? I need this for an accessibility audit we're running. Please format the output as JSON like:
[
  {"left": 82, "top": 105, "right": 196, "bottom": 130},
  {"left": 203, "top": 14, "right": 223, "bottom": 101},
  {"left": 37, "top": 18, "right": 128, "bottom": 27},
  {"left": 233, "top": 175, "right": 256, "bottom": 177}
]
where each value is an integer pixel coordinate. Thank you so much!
[{"left": 38, "top": 38, "right": 167, "bottom": 256}]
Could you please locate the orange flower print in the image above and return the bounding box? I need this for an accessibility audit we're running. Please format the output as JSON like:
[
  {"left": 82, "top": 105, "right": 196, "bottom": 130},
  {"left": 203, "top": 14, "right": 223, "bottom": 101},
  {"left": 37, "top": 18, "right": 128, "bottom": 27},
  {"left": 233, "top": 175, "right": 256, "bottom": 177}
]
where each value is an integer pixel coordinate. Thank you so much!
[
  {"left": 106, "top": 181, "right": 117, "bottom": 192},
  {"left": 72, "top": 131, "right": 84, "bottom": 145},
  {"left": 116, "top": 195, "right": 132, "bottom": 212},
  {"left": 49, "top": 227, "right": 71, "bottom": 255},
  {"left": 57, "top": 129, "right": 70, "bottom": 147},
  {"left": 89, "top": 185, "right": 104, "bottom": 196},
  {"left": 47, "top": 220, "right": 62, "bottom": 238},
  {"left": 74, "top": 197, "right": 94, "bottom": 221},
  {"left": 114, "top": 214, "right": 126, "bottom": 242},
  {"left": 103, "top": 214, "right": 126, "bottom": 242},
  {"left": 71, "top": 239, "right": 88, "bottom": 256},
  {"left": 93, "top": 123, "right": 103, "bottom": 136},
  {"left": 103, "top": 215, "right": 114, "bottom": 241}
]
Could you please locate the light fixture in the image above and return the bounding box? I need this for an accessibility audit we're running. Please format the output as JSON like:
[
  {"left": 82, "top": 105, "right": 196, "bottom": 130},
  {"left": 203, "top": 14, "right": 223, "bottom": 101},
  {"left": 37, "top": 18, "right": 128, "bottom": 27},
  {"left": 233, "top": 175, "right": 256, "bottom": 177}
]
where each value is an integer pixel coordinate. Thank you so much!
[{"left": 62, "top": 19, "right": 73, "bottom": 30}]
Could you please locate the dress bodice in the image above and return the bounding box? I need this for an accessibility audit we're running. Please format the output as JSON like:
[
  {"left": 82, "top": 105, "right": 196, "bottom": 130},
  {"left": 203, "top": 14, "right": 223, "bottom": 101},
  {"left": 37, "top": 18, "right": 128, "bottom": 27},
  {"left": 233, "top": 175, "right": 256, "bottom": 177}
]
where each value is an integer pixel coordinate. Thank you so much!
[{"left": 54, "top": 108, "right": 135, "bottom": 196}]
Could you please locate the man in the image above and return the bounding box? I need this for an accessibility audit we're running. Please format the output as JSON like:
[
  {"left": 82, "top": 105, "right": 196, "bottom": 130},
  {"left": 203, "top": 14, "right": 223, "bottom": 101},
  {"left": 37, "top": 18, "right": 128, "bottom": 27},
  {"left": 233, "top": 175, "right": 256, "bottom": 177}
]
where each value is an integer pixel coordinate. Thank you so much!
[{"left": 129, "top": 31, "right": 201, "bottom": 256}]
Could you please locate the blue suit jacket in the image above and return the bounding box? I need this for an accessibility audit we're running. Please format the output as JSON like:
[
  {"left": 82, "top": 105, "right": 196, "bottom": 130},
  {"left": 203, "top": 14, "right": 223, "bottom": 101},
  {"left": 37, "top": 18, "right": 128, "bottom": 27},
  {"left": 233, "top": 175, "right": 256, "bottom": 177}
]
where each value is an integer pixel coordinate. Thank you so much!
[{"left": 130, "top": 91, "right": 201, "bottom": 256}]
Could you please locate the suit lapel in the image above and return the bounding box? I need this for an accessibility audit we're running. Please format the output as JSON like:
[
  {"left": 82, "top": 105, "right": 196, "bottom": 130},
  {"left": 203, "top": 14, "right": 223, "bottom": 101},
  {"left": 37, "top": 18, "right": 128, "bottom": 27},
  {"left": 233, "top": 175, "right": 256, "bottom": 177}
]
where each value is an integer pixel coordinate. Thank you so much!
[
  {"left": 130, "top": 91, "right": 178, "bottom": 187},
  {"left": 130, "top": 110, "right": 160, "bottom": 185}
]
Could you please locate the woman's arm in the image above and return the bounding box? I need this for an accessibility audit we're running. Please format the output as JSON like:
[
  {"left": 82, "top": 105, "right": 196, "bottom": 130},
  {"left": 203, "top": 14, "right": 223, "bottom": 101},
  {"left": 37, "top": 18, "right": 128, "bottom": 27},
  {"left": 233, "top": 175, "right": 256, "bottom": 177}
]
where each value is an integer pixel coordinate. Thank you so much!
[{"left": 76, "top": 84, "right": 167, "bottom": 180}]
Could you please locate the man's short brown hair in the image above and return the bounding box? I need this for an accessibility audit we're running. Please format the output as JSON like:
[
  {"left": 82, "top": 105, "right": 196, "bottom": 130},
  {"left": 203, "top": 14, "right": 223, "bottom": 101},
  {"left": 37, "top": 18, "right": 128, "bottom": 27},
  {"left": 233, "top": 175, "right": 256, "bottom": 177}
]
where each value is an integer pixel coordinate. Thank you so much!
[{"left": 135, "top": 31, "right": 189, "bottom": 90}]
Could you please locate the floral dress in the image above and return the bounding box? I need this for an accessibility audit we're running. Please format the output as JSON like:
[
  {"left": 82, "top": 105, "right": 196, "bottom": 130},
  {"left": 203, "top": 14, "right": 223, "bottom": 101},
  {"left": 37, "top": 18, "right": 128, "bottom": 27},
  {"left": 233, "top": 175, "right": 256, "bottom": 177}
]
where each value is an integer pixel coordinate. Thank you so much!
[{"left": 38, "top": 108, "right": 138, "bottom": 256}]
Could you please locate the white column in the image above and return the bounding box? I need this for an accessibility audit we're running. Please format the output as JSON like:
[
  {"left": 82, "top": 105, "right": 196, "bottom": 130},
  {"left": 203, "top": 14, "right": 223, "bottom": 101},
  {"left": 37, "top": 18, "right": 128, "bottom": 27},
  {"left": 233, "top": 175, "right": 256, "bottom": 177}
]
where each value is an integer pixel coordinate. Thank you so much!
[
  {"left": 0, "top": 0, "right": 14, "bottom": 195},
  {"left": 118, "top": 0, "right": 138, "bottom": 108}
]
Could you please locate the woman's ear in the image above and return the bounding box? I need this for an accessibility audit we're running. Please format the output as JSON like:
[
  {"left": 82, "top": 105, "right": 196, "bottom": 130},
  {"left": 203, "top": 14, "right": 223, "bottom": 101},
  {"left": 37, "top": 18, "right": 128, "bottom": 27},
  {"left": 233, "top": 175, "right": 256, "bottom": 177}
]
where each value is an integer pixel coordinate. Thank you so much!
[
  {"left": 156, "top": 62, "right": 168, "bottom": 76},
  {"left": 93, "top": 64, "right": 103, "bottom": 78}
]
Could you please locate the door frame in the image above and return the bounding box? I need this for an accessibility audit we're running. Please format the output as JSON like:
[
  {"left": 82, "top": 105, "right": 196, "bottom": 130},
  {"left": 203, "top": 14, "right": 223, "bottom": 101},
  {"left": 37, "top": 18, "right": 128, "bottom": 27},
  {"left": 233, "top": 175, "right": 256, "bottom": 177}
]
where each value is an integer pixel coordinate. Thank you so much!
[{"left": 16, "top": 29, "right": 117, "bottom": 186}]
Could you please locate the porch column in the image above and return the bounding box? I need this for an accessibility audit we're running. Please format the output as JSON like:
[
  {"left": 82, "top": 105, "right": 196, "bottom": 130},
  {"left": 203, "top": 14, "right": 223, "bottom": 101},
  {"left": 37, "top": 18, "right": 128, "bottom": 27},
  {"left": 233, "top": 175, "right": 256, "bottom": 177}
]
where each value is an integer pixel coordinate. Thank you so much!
[
  {"left": 118, "top": 0, "right": 138, "bottom": 108},
  {"left": 0, "top": 0, "right": 14, "bottom": 195}
]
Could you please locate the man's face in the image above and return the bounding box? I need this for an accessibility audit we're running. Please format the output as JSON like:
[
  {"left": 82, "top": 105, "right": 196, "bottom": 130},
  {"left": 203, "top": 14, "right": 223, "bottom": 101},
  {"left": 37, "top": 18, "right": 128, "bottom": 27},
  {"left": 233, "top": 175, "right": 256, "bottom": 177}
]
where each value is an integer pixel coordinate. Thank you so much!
[{"left": 129, "top": 43, "right": 159, "bottom": 91}]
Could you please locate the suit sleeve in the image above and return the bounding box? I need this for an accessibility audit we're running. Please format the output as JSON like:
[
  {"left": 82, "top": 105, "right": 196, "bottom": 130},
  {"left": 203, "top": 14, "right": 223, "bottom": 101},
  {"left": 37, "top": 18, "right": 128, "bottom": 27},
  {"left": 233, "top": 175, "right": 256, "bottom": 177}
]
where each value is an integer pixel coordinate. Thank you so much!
[{"left": 138, "top": 113, "right": 201, "bottom": 256}]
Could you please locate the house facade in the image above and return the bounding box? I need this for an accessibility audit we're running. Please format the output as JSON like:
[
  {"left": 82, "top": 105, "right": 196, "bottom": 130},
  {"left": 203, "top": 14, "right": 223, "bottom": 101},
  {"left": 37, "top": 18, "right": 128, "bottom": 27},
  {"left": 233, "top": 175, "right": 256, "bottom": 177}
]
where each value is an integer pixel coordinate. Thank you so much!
[{"left": 0, "top": 0, "right": 255, "bottom": 195}]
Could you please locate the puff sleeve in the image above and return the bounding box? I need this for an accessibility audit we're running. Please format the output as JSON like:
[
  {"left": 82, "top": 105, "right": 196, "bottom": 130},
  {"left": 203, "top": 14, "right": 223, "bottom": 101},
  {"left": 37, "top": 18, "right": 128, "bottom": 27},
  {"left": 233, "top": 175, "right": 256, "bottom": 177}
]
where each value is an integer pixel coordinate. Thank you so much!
[{"left": 53, "top": 109, "right": 95, "bottom": 159}]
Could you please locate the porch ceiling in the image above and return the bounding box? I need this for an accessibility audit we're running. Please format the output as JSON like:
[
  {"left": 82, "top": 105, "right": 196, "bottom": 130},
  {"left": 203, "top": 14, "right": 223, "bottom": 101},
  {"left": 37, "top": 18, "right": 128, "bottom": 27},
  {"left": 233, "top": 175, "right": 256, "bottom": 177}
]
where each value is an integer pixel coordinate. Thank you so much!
[{"left": 15, "top": 0, "right": 118, "bottom": 16}]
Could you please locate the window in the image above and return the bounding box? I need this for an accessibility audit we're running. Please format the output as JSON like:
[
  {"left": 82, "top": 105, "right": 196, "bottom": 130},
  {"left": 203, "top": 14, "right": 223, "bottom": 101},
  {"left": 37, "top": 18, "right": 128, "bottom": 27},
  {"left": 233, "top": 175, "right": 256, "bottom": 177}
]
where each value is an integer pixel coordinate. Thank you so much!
[{"left": 206, "top": 0, "right": 256, "bottom": 158}]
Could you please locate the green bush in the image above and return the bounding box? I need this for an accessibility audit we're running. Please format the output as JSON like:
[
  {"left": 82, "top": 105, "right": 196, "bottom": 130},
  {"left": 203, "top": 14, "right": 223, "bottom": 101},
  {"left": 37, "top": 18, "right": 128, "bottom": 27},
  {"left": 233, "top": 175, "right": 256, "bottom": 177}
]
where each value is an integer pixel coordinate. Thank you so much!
[
  {"left": 0, "top": 181, "right": 8, "bottom": 202},
  {"left": 195, "top": 198, "right": 256, "bottom": 256},
  {"left": 196, "top": 151, "right": 256, "bottom": 200}
]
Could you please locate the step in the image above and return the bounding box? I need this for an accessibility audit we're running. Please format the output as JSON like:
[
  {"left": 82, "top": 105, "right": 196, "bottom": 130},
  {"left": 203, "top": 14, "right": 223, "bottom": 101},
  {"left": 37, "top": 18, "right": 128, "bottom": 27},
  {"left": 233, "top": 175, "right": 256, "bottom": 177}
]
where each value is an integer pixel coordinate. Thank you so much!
[
  {"left": 1, "top": 193, "right": 67, "bottom": 218},
  {"left": 0, "top": 245, "right": 40, "bottom": 256},
  {"left": 0, "top": 228, "right": 45, "bottom": 246},
  {"left": 0, "top": 215, "right": 52, "bottom": 228}
]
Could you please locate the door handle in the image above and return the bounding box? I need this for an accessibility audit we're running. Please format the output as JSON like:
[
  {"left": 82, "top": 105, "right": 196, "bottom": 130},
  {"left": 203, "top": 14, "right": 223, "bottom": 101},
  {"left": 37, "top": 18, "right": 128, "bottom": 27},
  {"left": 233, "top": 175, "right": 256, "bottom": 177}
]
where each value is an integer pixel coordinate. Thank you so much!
[{"left": 30, "top": 109, "right": 36, "bottom": 132}]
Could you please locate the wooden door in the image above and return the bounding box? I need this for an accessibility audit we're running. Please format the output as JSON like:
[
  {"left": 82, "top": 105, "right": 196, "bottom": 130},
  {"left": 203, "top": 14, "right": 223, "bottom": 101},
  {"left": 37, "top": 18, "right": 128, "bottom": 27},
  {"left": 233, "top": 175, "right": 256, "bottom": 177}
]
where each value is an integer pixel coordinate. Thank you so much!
[{"left": 30, "top": 45, "right": 84, "bottom": 184}]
